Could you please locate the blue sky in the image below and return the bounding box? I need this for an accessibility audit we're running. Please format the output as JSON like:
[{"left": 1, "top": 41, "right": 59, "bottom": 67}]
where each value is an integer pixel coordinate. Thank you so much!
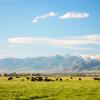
[{"left": 0, "top": 0, "right": 100, "bottom": 58}]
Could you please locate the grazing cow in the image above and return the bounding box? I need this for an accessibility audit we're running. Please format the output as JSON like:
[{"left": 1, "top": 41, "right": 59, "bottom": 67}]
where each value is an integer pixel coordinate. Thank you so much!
[
  {"left": 94, "top": 78, "right": 100, "bottom": 80},
  {"left": 55, "top": 77, "right": 59, "bottom": 81},
  {"left": 8, "top": 77, "right": 13, "bottom": 80},
  {"left": 59, "top": 78, "right": 62, "bottom": 81},
  {"left": 45, "top": 77, "right": 51, "bottom": 81},
  {"left": 70, "top": 77, "right": 73, "bottom": 79},
  {"left": 79, "top": 78, "right": 82, "bottom": 80},
  {"left": 26, "top": 77, "right": 30, "bottom": 80},
  {"left": 56, "top": 78, "right": 59, "bottom": 81},
  {"left": 21, "top": 79, "right": 24, "bottom": 81},
  {"left": 45, "top": 78, "right": 51, "bottom": 81},
  {"left": 16, "top": 76, "right": 19, "bottom": 78},
  {"left": 35, "top": 77, "right": 43, "bottom": 81},
  {"left": 31, "top": 77, "right": 36, "bottom": 81}
]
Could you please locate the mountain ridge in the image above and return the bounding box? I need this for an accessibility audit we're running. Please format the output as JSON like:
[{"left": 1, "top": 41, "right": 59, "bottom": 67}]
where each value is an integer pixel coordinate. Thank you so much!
[{"left": 0, "top": 55, "right": 100, "bottom": 73}]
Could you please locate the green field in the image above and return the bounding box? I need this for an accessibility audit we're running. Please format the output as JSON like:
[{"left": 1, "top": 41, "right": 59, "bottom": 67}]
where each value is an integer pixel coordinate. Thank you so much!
[{"left": 0, "top": 77, "right": 100, "bottom": 100}]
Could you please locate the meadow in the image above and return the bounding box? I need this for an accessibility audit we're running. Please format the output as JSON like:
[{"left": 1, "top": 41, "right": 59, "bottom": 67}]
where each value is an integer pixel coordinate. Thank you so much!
[{"left": 0, "top": 77, "right": 100, "bottom": 100}]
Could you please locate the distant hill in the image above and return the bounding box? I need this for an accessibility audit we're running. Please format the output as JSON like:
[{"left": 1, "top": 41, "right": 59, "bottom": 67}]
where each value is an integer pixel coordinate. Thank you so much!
[{"left": 0, "top": 55, "right": 100, "bottom": 73}]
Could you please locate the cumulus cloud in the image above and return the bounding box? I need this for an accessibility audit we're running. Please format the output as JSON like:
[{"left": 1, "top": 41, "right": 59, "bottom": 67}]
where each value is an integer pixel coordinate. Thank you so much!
[
  {"left": 8, "top": 34, "right": 100, "bottom": 51},
  {"left": 32, "top": 11, "right": 57, "bottom": 23},
  {"left": 60, "top": 12, "right": 89, "bottom": 19}
]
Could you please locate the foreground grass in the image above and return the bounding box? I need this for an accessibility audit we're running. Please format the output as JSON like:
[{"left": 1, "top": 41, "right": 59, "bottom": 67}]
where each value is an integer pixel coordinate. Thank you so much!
[{"left": 0, "top": 77, "right": 100, "bottom": 100}]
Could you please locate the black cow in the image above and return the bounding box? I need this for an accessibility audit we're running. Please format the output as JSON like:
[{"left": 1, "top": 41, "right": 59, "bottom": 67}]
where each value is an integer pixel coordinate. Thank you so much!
[
  {"left": 45, "top": 77, "right": 51, "bottom": 81},
  {"left": 59, "top": 78, "right": 62, "bottom": 81},
  {"left": 94, "top": 78, "right": 100, "bottom": 80},
  {"left": 35, "top": 77, "right": 43, "bottom": 81},
  {"left": 79, "top": 78, "right": 82, "bottom": 80},
  {"left": 55, "top": 77, "right": 59, "bottom": 81},
  {"left": 56, "top": 78, "right": 59, "bottom": 81},
  {"left": 26, "top": 77, "right": 30, "bottom": 80},
  {"left": 8, "top": 77, "right": 13, "bottom": 80}
]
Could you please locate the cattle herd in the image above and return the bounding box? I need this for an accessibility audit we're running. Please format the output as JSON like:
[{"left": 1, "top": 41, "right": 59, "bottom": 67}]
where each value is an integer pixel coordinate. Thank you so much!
[
  {"left": 7, "top": 76, "right": 63, "bottom": 81},
  {"left": 7, "top": 76, "right": 100, "bottom": 81}
]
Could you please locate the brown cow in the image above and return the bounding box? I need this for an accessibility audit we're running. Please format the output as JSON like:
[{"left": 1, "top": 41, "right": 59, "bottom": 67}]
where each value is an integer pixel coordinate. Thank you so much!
[
  {"left": 21, "top": 79, "right": 24, "bottom": 81},
  {"left": 31, "top": 77, "right": 36, "bottom": 81},
  {"left": 70, "top": 76, "right": 73, "bottom": 79}
]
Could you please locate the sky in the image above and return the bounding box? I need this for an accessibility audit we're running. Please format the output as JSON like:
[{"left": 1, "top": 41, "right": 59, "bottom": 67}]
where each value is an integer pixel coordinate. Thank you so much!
[{"left": 0, "top": 0, "right": 100, "bottom": 58}]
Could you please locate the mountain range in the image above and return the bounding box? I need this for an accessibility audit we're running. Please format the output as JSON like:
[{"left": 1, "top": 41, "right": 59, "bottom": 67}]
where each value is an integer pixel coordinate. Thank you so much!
[{"left": 0, "top": 55, "right": 100, "bottom": 73}]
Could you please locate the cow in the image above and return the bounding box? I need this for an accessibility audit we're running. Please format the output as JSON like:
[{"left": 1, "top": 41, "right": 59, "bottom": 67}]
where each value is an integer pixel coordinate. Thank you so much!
[
  {"left": 35, "top": 77, "right": 43, "bottom": 81},
  {"left": 16, "top": 76, "right": 19, "bottom": 78},
  {"left": 55, "top": 77, "right": 59, "bottom": 81},
  {"left": 56, "top": 78, "right": 59, "bottom": 81},
  {"left": 59, "top": 78, "right": 62, "bottom": 81},
  {"left": 79, "top": 78, "right": 82, "bottom": 80},
  {"left": 26, "top": 77, "right": 30, "bottom": 80},
  {"left": 21, "top": 79, "right": 24, "bottom": 81},
  {"left": 8, "top": 77, "right": 13, "bottom": 80},
  {"left": 45, "top": 77, "right": 52, "bottom": 81},
  {"left": 31, "top": 77, "right": 36, "bottom": 81},
  {"left": 94, "top": 78, "right": 100, "bottom": 80},
  {"left": 70, "top": 76, "right": 73, "bottom": 79}
]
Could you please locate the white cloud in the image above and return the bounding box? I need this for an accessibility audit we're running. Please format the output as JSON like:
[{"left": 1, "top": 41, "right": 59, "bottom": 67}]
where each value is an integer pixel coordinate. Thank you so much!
[
  {"left": 60, "top": 12, "right": 89, "bottom": 19},
  {"left": 32, "top": 11, "right": 57, "bottom": 23},
  {"left": 8, "top": 34, "right": 100, "bottom": 50},
  {"left": 62, "top": 46, "right": 94, "bottom": 50},
  {"left": 32, "top": 11, "right": 89, "bottom": 23},
  {"left": 81, "top": 54, "right": 100, "bottom": 60},
  {"left": 8, "top": 37, "right": 36, "bottom": 44},
  {"left": 84, "top": 34, "right": 100, "bottom": 40}
]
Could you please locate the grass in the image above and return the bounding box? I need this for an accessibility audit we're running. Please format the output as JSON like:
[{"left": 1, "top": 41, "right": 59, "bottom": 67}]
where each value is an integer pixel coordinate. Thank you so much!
[{"left": 0, "top": 77, "right": 100, "bottom": 100}]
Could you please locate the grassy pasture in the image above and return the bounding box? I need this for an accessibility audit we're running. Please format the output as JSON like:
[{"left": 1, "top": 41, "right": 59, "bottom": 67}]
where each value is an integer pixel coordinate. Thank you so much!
[{"left": 0, "top": 77, "right": 100, "bottom": 100}]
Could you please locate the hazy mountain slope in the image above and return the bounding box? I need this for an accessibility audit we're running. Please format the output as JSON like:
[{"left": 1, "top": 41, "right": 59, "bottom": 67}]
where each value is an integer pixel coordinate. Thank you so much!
[{"left": 0, "top": 55, "right": 100, "bottom": 73}]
